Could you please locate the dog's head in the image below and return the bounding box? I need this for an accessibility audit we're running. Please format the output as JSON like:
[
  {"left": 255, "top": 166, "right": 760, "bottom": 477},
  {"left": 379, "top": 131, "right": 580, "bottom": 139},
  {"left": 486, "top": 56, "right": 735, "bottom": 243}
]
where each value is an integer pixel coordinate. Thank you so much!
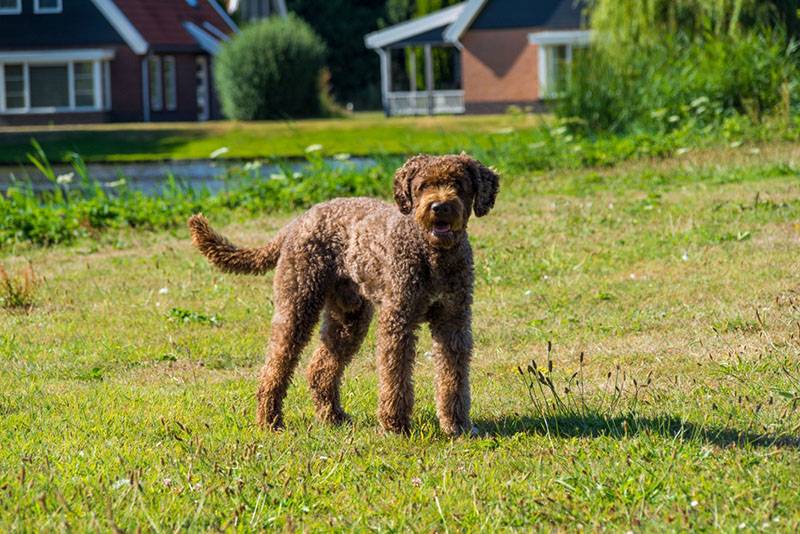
[{"left": 393, "top": 154, "right": 499, "bottom": 249}]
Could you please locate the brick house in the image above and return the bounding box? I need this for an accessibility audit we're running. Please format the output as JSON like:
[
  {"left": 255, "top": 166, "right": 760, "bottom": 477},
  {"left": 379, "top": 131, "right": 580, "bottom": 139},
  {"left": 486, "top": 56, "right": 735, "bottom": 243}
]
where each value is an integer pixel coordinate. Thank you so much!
[
  {"left": 365, "top": 0, "right": 588, "bottom": 115},
  {"left": 0, "top": 0, "right": 238, "bottom": 125}
]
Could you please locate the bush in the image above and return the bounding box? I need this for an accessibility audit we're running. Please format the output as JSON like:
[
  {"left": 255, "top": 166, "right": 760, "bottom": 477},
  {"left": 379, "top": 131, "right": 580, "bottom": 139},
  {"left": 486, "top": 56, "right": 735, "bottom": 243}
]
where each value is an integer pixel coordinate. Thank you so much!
[
  {"left": 215, "top": 15, "right": 327, "bottom": 120},
  {"left": 558, "top": 32, "right": 799, "bottom": 133}
]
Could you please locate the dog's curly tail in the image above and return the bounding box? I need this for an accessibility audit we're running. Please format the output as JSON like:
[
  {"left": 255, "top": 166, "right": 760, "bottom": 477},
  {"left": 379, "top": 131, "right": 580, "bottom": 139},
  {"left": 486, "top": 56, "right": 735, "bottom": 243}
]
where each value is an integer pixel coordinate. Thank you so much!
[{"left": 188, "top": 214, "right": 281, "bottom": 275}]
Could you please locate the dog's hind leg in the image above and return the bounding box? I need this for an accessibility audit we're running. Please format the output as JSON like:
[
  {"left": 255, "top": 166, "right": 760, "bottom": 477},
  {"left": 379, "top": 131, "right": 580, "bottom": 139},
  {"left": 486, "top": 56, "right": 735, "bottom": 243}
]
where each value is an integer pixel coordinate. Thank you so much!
[
  {"left": 307, "top": 297, "right": 373, "bottom": 425},
  {"left": 256, "top": 263, "right": 327, "bottom": 430}
]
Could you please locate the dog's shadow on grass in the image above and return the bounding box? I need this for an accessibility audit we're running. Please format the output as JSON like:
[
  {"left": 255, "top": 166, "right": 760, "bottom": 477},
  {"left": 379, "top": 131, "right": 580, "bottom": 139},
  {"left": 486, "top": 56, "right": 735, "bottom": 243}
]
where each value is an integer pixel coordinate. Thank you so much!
[{"left": 474, "top": 413, "right": 800, "bottom": 449}]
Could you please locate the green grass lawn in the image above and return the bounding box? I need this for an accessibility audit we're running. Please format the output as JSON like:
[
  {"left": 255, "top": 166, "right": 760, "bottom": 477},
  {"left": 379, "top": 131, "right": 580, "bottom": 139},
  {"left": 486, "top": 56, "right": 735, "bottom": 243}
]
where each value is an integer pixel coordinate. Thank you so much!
[
  {"left": 1, "top": 143, "right": 800, "bottom": 530},
  {"left": 0, "top": 112, "right": 547, "bottom": 164}
]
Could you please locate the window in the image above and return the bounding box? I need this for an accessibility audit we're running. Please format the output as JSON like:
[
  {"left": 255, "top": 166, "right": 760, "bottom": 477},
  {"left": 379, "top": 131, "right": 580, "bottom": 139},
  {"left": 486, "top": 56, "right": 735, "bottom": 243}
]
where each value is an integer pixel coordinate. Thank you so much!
[
  {"left": 530, "top": 31, "right": 591, "bottom": 100},
  {"left": 149, "top": 55, "right": 177, "bottom": 112},
  {"left": 163, "top": 56, "right": 177, "bottom": 111},
  {"left": 29, "top": 65, "right": 69, "bottom": 107},
  {"left": 4, "top": 65, "right": 25, "bottom": 109},
  {"left": 148, "top": 56, "right": 163, "bottom": 111},
  {"left": 542, "top": 44, "right": 569, "bottom": 98},
  {"left": 74, "top": 62, "right": 95, "bottom": 108},
  {"left": 34, "top": 0, "right": 62, "bottom": 14},
  {"left": 1, "top": 59, "right": 105, "bottom": 113},
  {"left": 0, "top": 0, "right": 21, "bottom": 15}
]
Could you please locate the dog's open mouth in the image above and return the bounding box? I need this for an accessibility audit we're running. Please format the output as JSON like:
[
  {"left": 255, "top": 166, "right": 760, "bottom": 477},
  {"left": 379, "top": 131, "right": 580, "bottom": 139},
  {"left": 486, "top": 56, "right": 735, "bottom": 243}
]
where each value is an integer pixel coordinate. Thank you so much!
[{"left": 432, "top": 222, "right": 452, "bottom": 236}]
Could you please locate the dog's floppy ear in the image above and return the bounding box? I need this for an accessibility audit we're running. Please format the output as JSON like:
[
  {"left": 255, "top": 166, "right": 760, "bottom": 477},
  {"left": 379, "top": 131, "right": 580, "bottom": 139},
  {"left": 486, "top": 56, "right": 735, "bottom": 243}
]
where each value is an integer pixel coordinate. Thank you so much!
[
  {"left": 462, "top": 154, "right": 499, "bottom": 217},
  {"left": 393, "top": 154, "right": 431, "bottom": 214}
]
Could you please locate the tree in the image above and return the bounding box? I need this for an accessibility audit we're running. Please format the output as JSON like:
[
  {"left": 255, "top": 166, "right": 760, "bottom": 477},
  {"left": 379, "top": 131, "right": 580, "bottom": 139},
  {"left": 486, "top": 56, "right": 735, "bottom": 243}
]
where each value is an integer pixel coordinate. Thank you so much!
[{"left": 287, "top": 0, "right": 387, "bottom": 109}]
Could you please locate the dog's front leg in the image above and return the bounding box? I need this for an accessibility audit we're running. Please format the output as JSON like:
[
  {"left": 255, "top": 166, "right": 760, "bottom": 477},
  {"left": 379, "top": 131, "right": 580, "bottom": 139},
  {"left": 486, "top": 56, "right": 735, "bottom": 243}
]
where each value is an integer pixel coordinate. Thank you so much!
[
  {"left": 376, "top": 307, "right": 418, "bottom": 434},
  {"left": 430, "top": 312, "right": 474, "bottom": 436}
]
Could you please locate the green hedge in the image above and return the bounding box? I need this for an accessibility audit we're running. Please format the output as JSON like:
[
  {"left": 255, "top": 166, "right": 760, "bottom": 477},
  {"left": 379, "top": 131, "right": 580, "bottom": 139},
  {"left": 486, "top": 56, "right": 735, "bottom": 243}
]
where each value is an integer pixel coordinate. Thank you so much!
[{"left": 215, "top": 15, "right": 327, "bottom": 120}]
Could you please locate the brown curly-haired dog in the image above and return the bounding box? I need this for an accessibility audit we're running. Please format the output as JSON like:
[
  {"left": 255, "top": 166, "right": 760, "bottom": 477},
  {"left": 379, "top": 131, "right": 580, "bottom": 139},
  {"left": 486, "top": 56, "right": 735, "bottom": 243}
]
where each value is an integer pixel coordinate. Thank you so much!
[{"left": 188, "top": 154, "right": 499, "bottom": 436}]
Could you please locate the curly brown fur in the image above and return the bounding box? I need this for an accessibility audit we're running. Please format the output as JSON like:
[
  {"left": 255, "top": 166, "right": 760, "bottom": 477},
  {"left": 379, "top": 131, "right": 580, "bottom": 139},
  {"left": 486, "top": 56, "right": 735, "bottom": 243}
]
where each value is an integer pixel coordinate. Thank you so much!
[
  {"left": 188, "top": 214, "right": 282, "bottom": 275},
  {"left": 189, "top": 154, "right": 499, "bottom": 436}
]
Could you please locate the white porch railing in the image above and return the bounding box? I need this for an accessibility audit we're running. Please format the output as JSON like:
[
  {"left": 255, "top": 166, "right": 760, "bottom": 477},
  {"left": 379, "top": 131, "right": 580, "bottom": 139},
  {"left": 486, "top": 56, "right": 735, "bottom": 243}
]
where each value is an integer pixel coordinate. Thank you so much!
[{"left": 386, "top": 90, "right": 464, "bottom": 116}]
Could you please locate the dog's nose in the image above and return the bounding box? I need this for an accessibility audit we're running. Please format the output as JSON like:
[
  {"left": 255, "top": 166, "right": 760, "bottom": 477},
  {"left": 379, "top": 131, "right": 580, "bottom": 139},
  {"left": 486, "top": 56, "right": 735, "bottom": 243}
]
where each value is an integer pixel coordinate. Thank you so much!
[{"left": 431, "top": 202, "right": 449, "bottom": 215}]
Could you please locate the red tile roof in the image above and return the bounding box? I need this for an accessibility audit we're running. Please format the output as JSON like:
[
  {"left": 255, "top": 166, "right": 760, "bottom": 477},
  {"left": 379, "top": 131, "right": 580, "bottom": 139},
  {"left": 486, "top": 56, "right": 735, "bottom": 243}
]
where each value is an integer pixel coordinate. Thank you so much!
[{"left": 113, "top": 0, "right": 236, "bottom": 49}]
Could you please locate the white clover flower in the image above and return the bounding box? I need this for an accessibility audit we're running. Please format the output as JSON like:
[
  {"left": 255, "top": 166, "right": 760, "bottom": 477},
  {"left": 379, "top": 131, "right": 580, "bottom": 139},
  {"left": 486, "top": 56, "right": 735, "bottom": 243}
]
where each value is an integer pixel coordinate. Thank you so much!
[
  {"left": 305, "top": 144, "right": 323, "bottom": 153},
  {"left": 56, "top": 172, "right": 74, "bottom": 185},
  {"left": 112, "top": 478, "right": 131, "bottom": 490},
  {"left": 210, "top": 147, "right": 229, "bottom": 159}
]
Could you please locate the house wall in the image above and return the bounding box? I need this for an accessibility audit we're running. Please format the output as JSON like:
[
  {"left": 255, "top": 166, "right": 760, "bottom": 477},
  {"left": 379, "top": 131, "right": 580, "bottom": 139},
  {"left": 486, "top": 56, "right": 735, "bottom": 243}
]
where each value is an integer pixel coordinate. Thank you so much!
[
  {"left": 461, "top": 28, "right": 544, "bottom": 114},
  {"left": 0, "top": 0, "right": 124, "bottom": 49},
  {"left": 0, "top": 112, "right": 109, "bottom": 127},
  {"left": 109, "top": 46, "right": 145, "bottom": 123}
]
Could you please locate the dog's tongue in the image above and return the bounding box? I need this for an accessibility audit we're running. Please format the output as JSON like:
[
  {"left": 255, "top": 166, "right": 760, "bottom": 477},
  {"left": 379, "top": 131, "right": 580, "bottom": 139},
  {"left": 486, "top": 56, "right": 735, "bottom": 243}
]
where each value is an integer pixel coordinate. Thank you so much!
[{"left": 433, "top": 222, "right": 451, "bottom": 234}]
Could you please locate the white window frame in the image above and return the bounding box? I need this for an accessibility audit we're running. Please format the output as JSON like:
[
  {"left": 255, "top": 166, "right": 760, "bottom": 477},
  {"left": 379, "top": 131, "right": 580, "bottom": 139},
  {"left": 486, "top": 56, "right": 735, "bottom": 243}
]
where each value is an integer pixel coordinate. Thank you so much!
[
  {"left": 529, "top": 30, "right": 592, "bottom": 100},
  {"left": 0, "top": 0, "right": 21, "bottom": 15},
  {"left": 163, "top": 55, "right": 177, "bottom": 111},
  {"left": 0, "top": 49, "right": 115, "bottom": 114},
  {"left": 34, "top": 0, "right": 62, "bottom": 14}
]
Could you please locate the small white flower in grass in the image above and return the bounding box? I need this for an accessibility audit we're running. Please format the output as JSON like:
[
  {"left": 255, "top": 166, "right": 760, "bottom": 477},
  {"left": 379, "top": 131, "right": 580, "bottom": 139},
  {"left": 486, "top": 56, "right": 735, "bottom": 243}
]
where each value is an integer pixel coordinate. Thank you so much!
[
  {"left": 738, "top": 523, "right": 746, "bottom": 530},
  {"left": 106, "top": 178, "right": 126, "bottom": 188},
  {"left": 210, "top": 147, "right": 229, "bottom": 159},
  {"left": 112, "top": 478, "right": 130, "bottom": 490},
  {"left": 305, "top": 144, "right": 323, "bottom": 153},
  {"left": 162, "top": 478, "right": 173, "bottom": 487},
  {"left": 334, "top": 153, "right": 351, "bottom": 161},
  {"left": 668, "top": 115, "right": 680, "bottom": 123},
  {"left": 682, "top": 251, "right": 689, "bottom": 262},
  {"left": 542, "top": 275, "right": 550, "bottom": 281},
  {"left": 676, "top": 147, "right": 690, "bottom": 156},
  {"left": 159, "top": 287, "right": 169, "bottom": 295},
  {"left": 690, "top": 500, "right": 698, "bottom": 508},
  {"left": 56, "top": 172, "right": 74, "bottom": 185},
  {"left": 524, "top": 290, "right": 532, "bottom": 297},
  {"left": 192, "top": 482, "right": 202, "bottom": 491},
  {"left": 411, "top": 477, "right": 422, "bottom": 487}
]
